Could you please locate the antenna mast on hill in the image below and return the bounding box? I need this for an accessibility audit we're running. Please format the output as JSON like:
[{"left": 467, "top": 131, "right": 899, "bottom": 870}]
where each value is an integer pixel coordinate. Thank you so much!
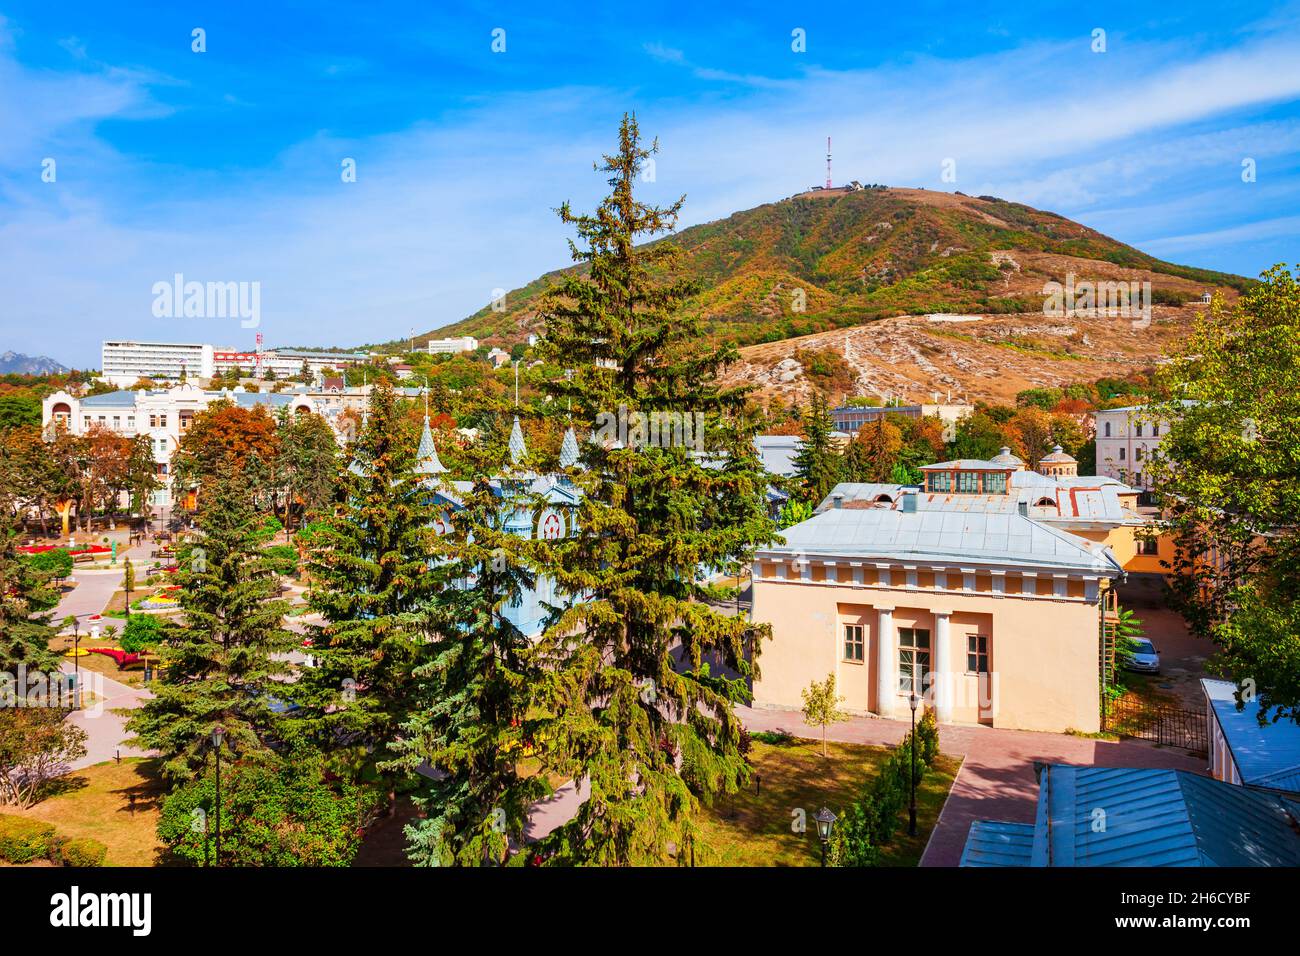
[{"left": 826, "top": 136, "right": 832, "bottom": 189}]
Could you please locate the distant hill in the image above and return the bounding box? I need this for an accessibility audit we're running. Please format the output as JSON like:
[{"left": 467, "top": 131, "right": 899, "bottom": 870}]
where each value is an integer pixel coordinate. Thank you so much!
[
  {"left": 391, "top": 186, "right": 1251, "bottom": 353},
  {"left": 0, "top": 351, "right": 68, "bottom": 375}
]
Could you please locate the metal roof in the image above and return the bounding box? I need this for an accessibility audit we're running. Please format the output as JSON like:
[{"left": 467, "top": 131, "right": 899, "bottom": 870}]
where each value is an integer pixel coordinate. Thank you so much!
[
  {"left": 1202, "top": 679, "right": 1300, "bottom": 794},
  {"left": 78, "top": 391, "right": 139, "bottom": 408},
  {"left": 959, "top": 821, "right": 1035, "bottom": 867},
  {"left": 770, "top": 506, "right": 1120, "bottom": 573},
  {"left": 753, "top": 435, "right": 800, "bottom": 477},
  {"left": 1037, "top": 766, "right": 1300, "bottom": 867}
]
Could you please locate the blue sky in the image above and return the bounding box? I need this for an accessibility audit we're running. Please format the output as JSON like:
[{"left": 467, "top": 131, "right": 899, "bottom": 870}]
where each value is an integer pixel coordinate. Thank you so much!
[{"left": 1, "top": 2, "right": 1298, "bottom": 369}]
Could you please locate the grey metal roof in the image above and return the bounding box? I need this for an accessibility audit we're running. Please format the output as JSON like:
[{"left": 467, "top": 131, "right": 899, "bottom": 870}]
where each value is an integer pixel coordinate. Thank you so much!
[
  {"left": 1202, "top": 679, "right": 1300, "bottom": 794},
  {"left": 79, "top": 391, "right": 139, "bottom": 408},
  {"left": 1034, "top": 766, "right": 1300, "bottom": 867},
  {"left": 959, "top": 821, "right": 1035, "bottom": 867},
  {"left": 815, "top": 482, "right": 909, "bottom": 511},
  {"left": 771, "top": 506, "right": 1120, "bottom": 573},
  {"left": 753, "top": 435, "right": 801, "bottom": 477}
]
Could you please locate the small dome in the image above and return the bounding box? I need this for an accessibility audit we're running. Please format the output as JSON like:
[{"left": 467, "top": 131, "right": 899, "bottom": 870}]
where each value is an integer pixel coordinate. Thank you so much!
[
  {"left": 1039, "top": 444, "right": 1076, "bottom": 464},
  {"left": 989, "top": 446, "right": 1023, "bottom": 467}
]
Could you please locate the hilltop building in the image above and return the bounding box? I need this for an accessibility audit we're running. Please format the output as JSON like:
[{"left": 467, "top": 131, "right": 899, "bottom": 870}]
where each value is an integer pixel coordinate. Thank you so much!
[
  {"left": 101, "top": 339, "right": 366, "bottom": 388},
  {"left": 426, "top": 336, "right": 479, "bottom": 355}
]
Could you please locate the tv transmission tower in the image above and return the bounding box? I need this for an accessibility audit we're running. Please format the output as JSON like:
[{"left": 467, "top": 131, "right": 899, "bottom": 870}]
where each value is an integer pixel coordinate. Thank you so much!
[{"left": 826, "top": 136, "right": 832, "bottom": 189}]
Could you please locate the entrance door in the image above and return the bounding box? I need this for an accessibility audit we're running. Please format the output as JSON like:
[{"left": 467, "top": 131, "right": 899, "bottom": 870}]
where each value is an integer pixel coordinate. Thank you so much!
[{"left": 967, "top": 633, "right": 994, "bottom": 723}]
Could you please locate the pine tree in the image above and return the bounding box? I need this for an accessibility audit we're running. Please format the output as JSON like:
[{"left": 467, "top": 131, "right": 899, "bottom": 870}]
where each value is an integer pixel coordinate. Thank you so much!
[
  {"left": 126, "top": 462, "right": 294, "bottom": 781},
  {"left": 386, "top": 438, "right": 546, "bottom": 866},
  {"left": 0, "top": 519, "right": 62, "bottom": 677},
  {"left": 531, "top": 114, "right": 777, "bottom": 865},
  {"left": 300, "top": 382, "right": 438, "bottom": 782},
  {"left": 792, "top": 393, "right": 842, "bottom": 505}
]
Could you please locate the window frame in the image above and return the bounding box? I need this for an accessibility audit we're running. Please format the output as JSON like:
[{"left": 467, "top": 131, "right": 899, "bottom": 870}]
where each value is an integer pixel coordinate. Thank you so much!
[{"left": 843, "top": 623, "right": 865, "bottom": 663}]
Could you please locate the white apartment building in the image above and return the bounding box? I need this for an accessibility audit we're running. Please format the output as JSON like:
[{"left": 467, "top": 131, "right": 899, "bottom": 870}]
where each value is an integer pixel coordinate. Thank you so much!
[
  {"left": 427, "top": 336, "right": 479, "bottom": 355},
  {"left": 43, "top": 384, "right": 337, "bottom": 507},
  {"left": 1094, "top": 402, "right": 1193, "bottom": 491},
  {"left": 103, "top": 340, "right": 367, "bottom": 387},
  {"left": 101, "top": 341, "right": 215, "bottom": 387}
]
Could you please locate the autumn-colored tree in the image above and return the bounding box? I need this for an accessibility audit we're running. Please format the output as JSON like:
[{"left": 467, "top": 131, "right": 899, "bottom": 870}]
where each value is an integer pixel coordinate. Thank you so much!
[
  {"left": 173, "top": 402, "right": 281, "bottom": 503},
  {"left": 844, "top": 418, "right": 902, "bottom": 483},
  {"left": 1005, "top": 406, "right": 1055, "bottom": 468}
]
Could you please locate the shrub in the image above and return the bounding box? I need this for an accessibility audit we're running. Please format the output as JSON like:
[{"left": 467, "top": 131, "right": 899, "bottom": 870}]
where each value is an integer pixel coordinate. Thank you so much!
[
  {"left": 60, "top": 837, "right": 108, "bottom": 867},
  {"left": 0, "top": 814, "right": 57, "bottom": 863}
]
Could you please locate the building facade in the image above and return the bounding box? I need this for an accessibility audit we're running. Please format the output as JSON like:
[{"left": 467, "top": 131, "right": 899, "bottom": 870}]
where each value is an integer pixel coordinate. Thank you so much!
[
  {"left": 43, "top": 385, "right": 338, "bottom": 506},
  {"left": 1094, "top": 403, "right": 1193, "bottom": 491},
  {"left": 426, "top": 336, "right": 479, "bottom": 355},
  {"left": 830, "top": 403, "right": 973, "bottom": 442},
  {"left": 750, "top": 493, "right": 1122, "bottom": 734},
  {"left": 101, "top": 341, "right": 215, "bottom": 387}
]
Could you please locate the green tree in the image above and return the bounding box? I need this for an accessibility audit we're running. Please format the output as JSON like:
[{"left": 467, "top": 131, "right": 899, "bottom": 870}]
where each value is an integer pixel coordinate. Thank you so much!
[
  {"left": 792, "top": 393, "right": 842, "bottom": 505},
  {"left": 0, "top": 521, "right": 62, "bottom": 676},
  {"left": 1149, "top": 264, "right": 1300, "bottom": 721},
  {"left": 801, "top": 673, "right": 849, "bottom": 757},
  {"left": 120, "top": 613, "right": 163, "bottom": 654},
  {"left": 530, "top": 114, "right": 777, "bottom": 865},
  {"left": 156, "top": 746, "right": 372, "bottom": 866},
  {"left": 844, "top": 418, "right": 902, "bottom": 483},
  {"left": 126, "top": 462, "right": 294, "bottom": 782},
  {"left": 275, "top": 410, "right": 338, "bottom": 529},
  {"left": 300, "top": 382, "right": 439, "bottom": 794},
  {"left": 387, "top": 442, "right": 546, "bottom": 866}
]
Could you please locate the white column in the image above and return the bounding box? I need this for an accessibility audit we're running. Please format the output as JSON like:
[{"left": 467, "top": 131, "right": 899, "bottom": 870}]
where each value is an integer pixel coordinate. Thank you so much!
[
  {"left": 876, "top": 606, "right": 895, "bottom": 718},
  {"left": 934, "top": 610, "right": 953, "bottom": 723}
]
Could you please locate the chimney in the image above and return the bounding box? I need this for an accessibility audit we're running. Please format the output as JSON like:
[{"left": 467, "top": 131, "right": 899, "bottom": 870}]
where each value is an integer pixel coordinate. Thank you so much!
[
  {"left": 832, "top": 493, "right": 844, "bottom": 510},
  {"left": 902, "top": 492, "right": 918, "bottom": 514}
]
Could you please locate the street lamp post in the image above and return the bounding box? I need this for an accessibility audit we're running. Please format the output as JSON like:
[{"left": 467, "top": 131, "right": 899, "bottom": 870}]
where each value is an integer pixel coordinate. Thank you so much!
[
  {"left": 908, "top": 691, "right": 919, "bottom": 837},
  {"left": 211, "top": 726, "right": 225, "bottom": 865},
  {"left": 814, "top": 807, "right": 836, "bottom": 867}
]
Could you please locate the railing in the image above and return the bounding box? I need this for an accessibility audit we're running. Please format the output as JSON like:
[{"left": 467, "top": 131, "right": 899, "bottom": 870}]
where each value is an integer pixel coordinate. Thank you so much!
[{"left": 1103, "top": 695, "right": 1208, "bottom": 756}]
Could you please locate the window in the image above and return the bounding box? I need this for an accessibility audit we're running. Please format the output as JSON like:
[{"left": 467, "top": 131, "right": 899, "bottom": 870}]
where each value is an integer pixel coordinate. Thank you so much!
[
  {"left": 1137, "top": 537, "right": 1159, "bottom": 555},
  {"left": 1135, "top": 446, "right": 1144, "bottom": 461},
  {"left": 967, "top": 635, "right": 989, "bottom": 674},
  {"left": 928, "top": 472, "right": 952, "bottom": 493},
  {"left": 159, "top": 414, "right": 168, "bottom": 428},
  {"left": 844, "top": 624, "right": 865, "bottom": 662},
  {"left": 149, "top": 415, "right": 158, "bottom": 428},
  {"left": 1104, "top": 422, "right": 1111, "bottom": 437},
  {"left": 956, "top": 471, "right": 979, "bottom": 493},
  {"left": 1119, "top": 447, "right": 1126, "bottom": 460},
  {"left": 983, "top": 472, "right": 1007, "bottom": 494},
  {"left": 898, "top": 628, "right": 931, "bottom": 694},
  {"left": 1135, "top": 423, "right": 1143, "bottom": 437}
]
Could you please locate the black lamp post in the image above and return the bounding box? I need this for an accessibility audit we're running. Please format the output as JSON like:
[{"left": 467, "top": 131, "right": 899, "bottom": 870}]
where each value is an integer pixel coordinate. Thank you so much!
[
  {"left": 815, "top": 807, "right": 836, "bottom": 867},
  {"left": 67, "top": 616, "right": 81, "bottom": 708},
  {"left": 908, "top": 691, "right": 919, "bottom": 837},
  {"left": 211, "top": 726, "right": 225, "bottom": 865}
]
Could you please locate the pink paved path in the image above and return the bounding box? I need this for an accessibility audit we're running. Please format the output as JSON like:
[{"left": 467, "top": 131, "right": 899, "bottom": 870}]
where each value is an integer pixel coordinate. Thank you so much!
[{"left": 736, "top": 704, "right": 1208, "bottom": 866}]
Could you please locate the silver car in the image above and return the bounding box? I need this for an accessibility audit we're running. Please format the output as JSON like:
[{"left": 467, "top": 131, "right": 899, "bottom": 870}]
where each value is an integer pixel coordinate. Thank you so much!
[{"left": 1125, "top": 638, "right": 1161, "bottom": 674}]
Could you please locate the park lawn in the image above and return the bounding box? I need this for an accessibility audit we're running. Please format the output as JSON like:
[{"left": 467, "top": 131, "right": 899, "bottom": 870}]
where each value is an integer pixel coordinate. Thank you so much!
[
  {"left": 695, "top": 737, "right": 960, "bottom": 867},
  {"left": 8, "top": 758, "right": 166, "bottom": 866}
]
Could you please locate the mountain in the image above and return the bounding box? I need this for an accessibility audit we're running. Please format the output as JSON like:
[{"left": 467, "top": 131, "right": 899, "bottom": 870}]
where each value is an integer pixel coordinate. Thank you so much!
[
  {"left": 405, "top": 187, "right": 1249, "bottom": 348},
  {"left": 0, "top": 351, "right": 68, "bottom": 375}
]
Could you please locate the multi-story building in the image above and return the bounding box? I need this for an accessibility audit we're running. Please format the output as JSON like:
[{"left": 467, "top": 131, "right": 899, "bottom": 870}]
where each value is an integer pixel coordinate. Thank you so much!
[
  {"left": 101, "top": 340, "right": 367, "bottom": 387},
  {"left": 426, "top": 336, "right": 479, "bottom": 355},
  {"left": 101, "top": 341, "right": 215, "bottom": 387},
  {"left": 1094, "top": 402, "right": 1194, "bottom": 491},
  {"left": 43, "top": 384, "right": 338, "bottom": 507}
]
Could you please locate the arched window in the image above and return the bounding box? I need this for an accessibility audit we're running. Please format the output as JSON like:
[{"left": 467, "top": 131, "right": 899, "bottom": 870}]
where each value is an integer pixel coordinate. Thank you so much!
[{"left": 1104, "top": 422, "right": 1111, "bottom": 437}]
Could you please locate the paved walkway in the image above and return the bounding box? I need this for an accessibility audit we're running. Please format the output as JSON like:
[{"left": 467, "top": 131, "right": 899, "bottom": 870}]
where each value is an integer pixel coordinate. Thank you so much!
[
  {"left": 60, "top": 663, "right": 153, "bottom": 769},
  {"left": 737, "top": 704, "right": 1207, "bottom": 866}
]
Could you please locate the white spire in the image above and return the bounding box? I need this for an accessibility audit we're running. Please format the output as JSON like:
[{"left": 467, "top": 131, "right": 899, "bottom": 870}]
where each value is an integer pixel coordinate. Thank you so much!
[
  {"left": 559, "top": 426, "right": 580, "bottom": 468},
  {"left": 415, "top": 416, "right": 447, "bottom": 476},
  {"left": 508, "top": 416, "right": 527, "bottom": 464}
]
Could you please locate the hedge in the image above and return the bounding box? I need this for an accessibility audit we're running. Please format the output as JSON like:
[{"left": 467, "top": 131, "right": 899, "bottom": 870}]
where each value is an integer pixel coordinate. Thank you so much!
[
  {"left": 0, "top": 815, "right": 57, "bottom": 863},
  {"left": 829, "top": 709, "right": 941, "bottom": 867},
  {"left": 0, "top": 814, "right": 107, "bottom": 866},
  {"left": 60, "top": 837, "right": 109, "bottom": 867}
]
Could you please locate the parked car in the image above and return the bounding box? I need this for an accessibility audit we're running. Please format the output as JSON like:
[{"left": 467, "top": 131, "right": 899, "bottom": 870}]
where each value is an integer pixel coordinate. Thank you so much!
[{"left": 1124, "top": 638, "right": 1161, "bottom": 674}]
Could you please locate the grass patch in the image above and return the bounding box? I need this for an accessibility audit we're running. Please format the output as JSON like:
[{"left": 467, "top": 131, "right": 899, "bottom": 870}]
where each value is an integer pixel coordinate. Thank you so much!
[
  {"left": 695, "top": 737, "right": 959, "bottom": 867},
  {"left": 6, "top": 758, "right": 165, "bottom": 867}
]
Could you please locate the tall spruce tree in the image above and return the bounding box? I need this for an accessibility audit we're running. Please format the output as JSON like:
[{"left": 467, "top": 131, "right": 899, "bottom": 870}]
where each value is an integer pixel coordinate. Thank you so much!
[
  {"left": 127, "top": 462, "right": 294, "bottom": 781},
  {"left": 300, "top": 382, "right": 438, "bottom": 781},
  {"left": 0, "top": 519, "right": 62, "bottom": 677},
  {"left": 792, "top": 393, "right": 843, "bottom": 505},
  {"left": 386, "top": 437, "right": 546, "bottom": 866},
  {"left": 530, "top": 114, "right": 777, "bottom": 865}
]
